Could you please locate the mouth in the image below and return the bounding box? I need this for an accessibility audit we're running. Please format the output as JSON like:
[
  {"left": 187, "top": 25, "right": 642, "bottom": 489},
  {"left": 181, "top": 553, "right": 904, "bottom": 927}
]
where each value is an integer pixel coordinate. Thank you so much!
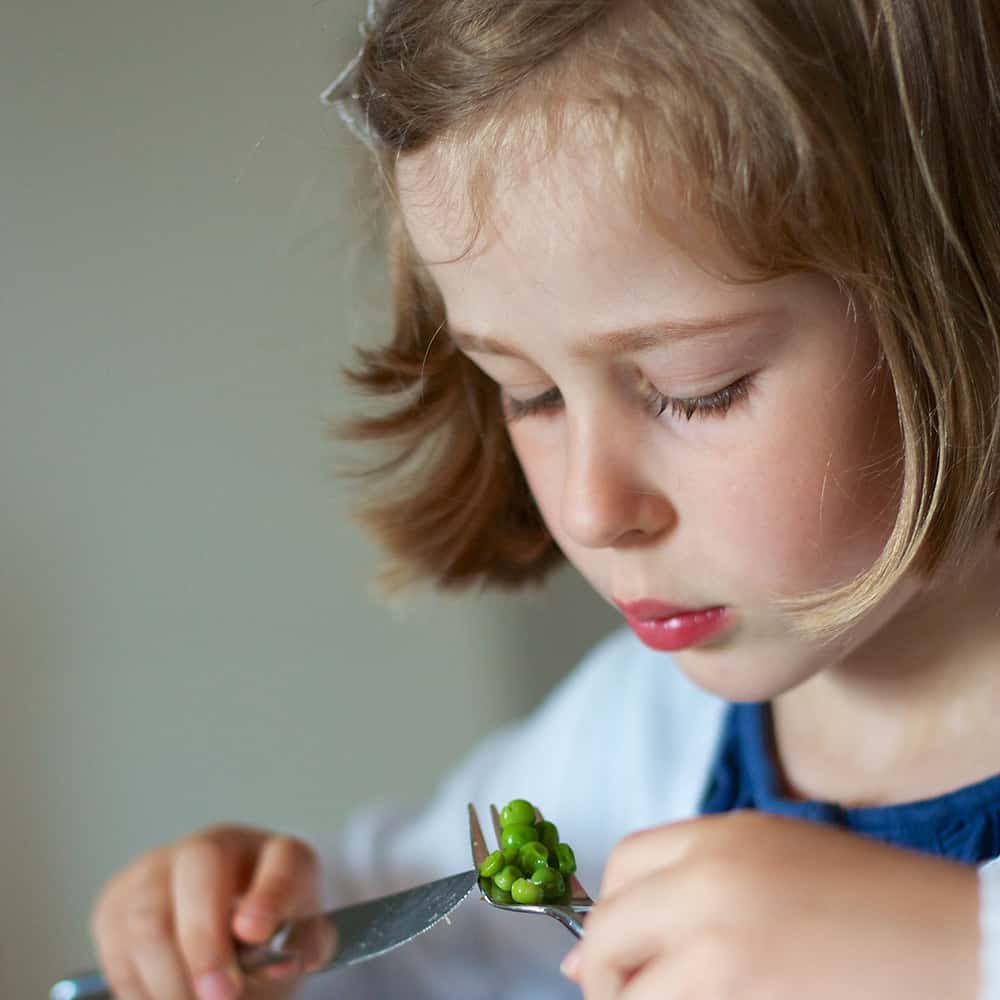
[{"left": 613, "top": 599, "right": 733, "bottom": 652}]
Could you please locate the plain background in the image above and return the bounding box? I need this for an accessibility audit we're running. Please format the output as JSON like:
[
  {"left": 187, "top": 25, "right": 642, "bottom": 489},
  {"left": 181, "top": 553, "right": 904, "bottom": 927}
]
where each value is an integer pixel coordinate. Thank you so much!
[{"left": 1, "top": 2, "right": 619, "bottom": 996}]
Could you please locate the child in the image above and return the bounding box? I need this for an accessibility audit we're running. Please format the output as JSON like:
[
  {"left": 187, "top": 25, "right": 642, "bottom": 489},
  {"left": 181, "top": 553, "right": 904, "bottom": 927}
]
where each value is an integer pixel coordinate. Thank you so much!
[{"left": 89, "top": 0, "right": 1000, "bottom": 997}]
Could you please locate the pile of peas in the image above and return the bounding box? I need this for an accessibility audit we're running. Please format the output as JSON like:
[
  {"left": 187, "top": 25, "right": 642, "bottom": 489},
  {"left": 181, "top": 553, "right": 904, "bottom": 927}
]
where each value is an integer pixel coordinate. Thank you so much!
[{"left": 477, "top": 798, "right": 577, "bottom": 906}]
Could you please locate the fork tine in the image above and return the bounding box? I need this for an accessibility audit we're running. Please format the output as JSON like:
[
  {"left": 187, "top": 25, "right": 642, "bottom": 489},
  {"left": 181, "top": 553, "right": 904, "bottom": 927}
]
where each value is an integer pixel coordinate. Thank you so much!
[
  {"left": 489, "top": 803, "right": 504, "bottom": 849},
  {"left": 467, "top": 803, "right": 489, "bottom": 868}
]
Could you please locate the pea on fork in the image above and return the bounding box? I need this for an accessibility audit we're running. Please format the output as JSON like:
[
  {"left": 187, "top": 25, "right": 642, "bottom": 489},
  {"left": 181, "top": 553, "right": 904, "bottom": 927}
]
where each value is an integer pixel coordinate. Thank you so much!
[{"left": 468, "top": 801, "right": 594, "bottom": 937}]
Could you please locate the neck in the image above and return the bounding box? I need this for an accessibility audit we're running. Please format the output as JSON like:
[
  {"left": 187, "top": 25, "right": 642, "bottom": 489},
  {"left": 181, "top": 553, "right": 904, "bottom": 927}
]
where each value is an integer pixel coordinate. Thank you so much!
[{"left": 771, "top": 552, "right": 1000, "bottom": 807}]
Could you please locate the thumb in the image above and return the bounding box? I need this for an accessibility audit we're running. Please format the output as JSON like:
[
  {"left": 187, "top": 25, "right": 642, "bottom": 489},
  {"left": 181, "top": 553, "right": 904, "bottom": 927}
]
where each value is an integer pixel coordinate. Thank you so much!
[{"left": 232, "top": 835, "right": 320, "bottom": 945}]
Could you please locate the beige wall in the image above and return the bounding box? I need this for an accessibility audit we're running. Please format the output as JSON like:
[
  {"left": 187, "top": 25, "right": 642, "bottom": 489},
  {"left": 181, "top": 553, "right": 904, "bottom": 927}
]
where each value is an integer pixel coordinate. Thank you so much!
[{"left": 0, "top": 3, "right": 618, "bottom": 995}]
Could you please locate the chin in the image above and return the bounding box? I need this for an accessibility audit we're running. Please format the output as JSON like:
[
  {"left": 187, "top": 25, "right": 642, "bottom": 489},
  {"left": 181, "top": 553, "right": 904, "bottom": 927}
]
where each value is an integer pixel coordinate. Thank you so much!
[{"left": 672, "top": 644, "right": 819, "bottom": 704}]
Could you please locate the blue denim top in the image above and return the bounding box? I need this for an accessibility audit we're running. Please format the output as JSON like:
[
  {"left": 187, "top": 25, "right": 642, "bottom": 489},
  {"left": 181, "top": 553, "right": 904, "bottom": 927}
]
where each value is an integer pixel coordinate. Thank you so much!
[{"left": 699, "top": 701, "right": 1000, "bottom": 863}]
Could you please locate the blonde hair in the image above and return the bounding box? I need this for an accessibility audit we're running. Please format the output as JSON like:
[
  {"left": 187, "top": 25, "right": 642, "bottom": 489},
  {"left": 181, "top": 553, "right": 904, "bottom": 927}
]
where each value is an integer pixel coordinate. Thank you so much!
[{"left": 337, "top": 0, "right": 1000, "bottom": 638}]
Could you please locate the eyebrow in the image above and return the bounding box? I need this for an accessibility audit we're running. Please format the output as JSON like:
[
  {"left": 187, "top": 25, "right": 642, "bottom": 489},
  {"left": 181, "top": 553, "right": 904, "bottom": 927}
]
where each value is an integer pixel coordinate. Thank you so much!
[{"left": 449, "top": 308, "right": 785, "bottom": 360}]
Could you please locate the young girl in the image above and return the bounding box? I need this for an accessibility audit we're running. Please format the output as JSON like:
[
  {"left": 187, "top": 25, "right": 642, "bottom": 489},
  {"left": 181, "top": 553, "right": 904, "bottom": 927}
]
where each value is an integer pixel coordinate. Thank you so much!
[{"left": 89, "top": 0, "right": 1000, "bottom": 997}]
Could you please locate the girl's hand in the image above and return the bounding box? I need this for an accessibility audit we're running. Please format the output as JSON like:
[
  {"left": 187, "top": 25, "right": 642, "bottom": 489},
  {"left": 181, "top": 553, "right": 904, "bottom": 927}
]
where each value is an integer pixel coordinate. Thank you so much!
[
  {"left": 90, "top": 824, "right": 324, "bottom": 1000},
  {"left": 563, "top": 811, "right": 980, "bottom": 999}
]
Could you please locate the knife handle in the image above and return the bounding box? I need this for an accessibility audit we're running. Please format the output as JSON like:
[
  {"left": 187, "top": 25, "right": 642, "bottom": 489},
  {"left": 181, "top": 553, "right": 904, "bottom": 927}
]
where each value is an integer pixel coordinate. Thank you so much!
[
  {"left": 49, "top": 937, "right": 297, "bottom": 999},
  {"left": 49, "top": 970, "right": 112, "bottom": 1000}
]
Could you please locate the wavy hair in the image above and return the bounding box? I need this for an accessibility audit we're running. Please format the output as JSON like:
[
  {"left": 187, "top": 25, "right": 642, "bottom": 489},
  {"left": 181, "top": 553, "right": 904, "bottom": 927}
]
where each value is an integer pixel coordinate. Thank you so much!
[{"left": 335, "top": 0, "right": 1000, "bottom": 637}]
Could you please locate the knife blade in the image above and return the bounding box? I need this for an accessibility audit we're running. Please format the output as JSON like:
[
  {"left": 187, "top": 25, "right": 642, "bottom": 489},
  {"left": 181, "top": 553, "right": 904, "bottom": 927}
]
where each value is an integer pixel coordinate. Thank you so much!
[{"left": 50, "top": 869, "right": 479, "bottom": 1000}]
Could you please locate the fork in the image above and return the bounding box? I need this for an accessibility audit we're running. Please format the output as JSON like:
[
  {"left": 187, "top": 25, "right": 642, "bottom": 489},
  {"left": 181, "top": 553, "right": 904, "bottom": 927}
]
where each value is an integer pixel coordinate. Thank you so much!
[{"left": 468, "top": 802, "right": 593, "bottom": 937}]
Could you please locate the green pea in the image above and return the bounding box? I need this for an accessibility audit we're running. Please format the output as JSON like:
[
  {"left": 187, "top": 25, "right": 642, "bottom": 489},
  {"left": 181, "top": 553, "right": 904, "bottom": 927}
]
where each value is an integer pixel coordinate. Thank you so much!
[
  {"left": 556, "top": 842, "right": 577, "bottom": 876},
  {"left": 478, "top": 850, "right": 504, "bottom": 879},
  {"left": 549, "top": 871, "right": 567, "bottom": 900},
  {"left": 518, "top": 840, "right": 550, "bottom": 871},
  {"left": 501, "top": 799, "right": 537, "bottom": 827},
  {"left": 493, "top": 864, "right": 523, "bottom": 893},
  {"left": 485, "top": 881, "right": 513, "bottom": 905},
  {"left": 502, "top": 845, "right": 520, "bottom": 865},
  {"left": 530, "top": 865, "right": 566, "bottom": 900},
  {"left": 501, "top": 799, "right": 536, "bottom": 827},
  {"left": 535, "top": 820, "right": 559, "bottom": 852},
  {"left": 501, "top": 824, "right": 537, "bottom": 852},
  {"left": 510, "top": 878, "right": 544, "bottom": 904}
]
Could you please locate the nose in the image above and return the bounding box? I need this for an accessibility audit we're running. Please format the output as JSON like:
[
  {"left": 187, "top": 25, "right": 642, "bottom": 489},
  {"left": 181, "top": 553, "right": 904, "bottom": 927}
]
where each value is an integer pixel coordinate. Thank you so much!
[{"left": 560, "top": 416, "right": 676, "bottom": 550}]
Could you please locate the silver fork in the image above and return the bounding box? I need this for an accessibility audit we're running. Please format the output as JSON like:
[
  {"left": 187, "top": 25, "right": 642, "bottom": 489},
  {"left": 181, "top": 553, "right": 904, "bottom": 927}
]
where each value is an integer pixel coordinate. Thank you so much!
[{"left": 468, "top": 802, "right": 593, "bottom": 937}]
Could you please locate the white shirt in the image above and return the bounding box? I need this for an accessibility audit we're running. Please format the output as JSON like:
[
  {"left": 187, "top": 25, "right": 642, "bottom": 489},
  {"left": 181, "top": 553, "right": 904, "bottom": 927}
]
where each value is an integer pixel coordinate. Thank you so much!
[{"left": 301, "top": 627, "right": 1000, "bottom": 999}]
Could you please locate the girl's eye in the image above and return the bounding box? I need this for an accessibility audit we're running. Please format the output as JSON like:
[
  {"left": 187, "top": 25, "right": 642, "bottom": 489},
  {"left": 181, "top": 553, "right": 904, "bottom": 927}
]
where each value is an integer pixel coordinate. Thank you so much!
[
  {"left": 502, "top": 386, "right": 563, "bottom": 422},
  {"left": 502, "top": 374, "right": 756, "bottom": 423},
  {"left": 643, "top": 373, "right": 756, "bottom": 421}
]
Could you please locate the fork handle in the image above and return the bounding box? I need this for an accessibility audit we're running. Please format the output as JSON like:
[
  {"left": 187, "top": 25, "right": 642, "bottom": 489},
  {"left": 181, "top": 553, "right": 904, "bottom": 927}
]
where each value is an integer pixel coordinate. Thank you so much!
[{"left": 551, "top": 906, "right": 586, "bottom": 938}]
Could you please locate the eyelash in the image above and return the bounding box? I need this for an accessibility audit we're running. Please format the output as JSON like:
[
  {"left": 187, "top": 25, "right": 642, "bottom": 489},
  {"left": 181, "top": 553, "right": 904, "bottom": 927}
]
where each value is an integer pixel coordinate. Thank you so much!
[{"left": 502, "top": 374, "right": 755, "bottom": 423}]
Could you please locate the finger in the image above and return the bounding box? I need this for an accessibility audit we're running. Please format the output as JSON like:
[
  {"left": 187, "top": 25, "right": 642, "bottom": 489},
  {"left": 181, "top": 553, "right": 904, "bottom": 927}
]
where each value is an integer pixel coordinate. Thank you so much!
[
  {"left": 91, "top": 891, "right": 146, "bottom": 1000},
  {"left": 619, "top": 949, "right": 700, "bottom": 1000},
  {"left": 599, "top": 812, "right": 737, "bottom": 897},
  {"left": 620, "top": 929, "right": 744, "bottom": 1000},
  {"left": 578, "top": 956, "right": 627, "bottom": 1000},
  {"left": 580, "top": 871, "right": 688, "bottom": 997},
  {"left": 278, "top": 910, "right": 340, "bottom": 974},
  {"left": 256, "top": 955, "right": 305, "bottom": 982},
  {"left": 233, "top": 835, "right": 319, "bottom": 944},
  {"left": 173, "top": 836, "right": 245, "bottom": 1000},
  {"left": 93, "top": 933, "right": 150, "bottom": 1000},
  {"left": 123, "top": 895, "right": 199, "bottom": 1000}
]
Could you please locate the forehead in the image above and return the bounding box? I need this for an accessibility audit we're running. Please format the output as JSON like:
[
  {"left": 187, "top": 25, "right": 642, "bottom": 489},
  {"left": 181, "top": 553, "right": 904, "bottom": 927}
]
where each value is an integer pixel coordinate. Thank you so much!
[
  {"left": 397, "top": 114, "right": 685, "bottom": 258},
  {"left": 395, "top": 126, "right": 764, "bottom": 331}
]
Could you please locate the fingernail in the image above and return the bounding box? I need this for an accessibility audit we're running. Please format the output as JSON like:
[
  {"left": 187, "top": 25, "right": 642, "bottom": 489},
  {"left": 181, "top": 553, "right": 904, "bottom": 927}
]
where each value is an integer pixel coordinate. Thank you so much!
[
  {"left": 195, "top": 970, "right": 239, "bottom": 1000},
  {"left": 560, "top": 946, "right": 581, "bottom": 980},
  {"left": 235, "top": 904, "right": 276, "bottom": 936},
  {"left": 261, "top": 956, "right": 301, "bottom": 981},
  {"left": 238, "top": 901, "right": 276, "bottom": 922}
]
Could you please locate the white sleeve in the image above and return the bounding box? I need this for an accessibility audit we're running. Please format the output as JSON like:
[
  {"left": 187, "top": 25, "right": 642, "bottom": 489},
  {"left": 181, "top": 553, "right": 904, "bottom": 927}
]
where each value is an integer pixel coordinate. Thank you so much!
[{"left": 979, "top": 858, "right": 1000, "bottom": 1000}]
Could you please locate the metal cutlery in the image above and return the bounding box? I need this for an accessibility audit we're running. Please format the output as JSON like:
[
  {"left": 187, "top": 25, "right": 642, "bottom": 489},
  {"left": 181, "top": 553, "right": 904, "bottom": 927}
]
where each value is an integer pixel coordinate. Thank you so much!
[
  {"left": 51, "top": 802, "right": 592, "bottom": 998},
  {"left": 50, "top": 868, "right": 478, "bottom": 999}
]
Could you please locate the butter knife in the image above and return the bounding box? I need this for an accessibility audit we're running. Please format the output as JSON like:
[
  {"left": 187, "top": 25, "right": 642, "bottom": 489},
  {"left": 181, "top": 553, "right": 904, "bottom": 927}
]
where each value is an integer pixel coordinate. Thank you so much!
[{"left": 50, "top": 869, "right": 479, "bottom": 1000}]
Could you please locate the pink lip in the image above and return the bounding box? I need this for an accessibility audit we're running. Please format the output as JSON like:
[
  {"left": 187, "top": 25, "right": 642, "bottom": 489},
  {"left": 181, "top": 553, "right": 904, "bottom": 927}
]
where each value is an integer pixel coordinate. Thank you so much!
[
  {"left": 614, "top": 599, "right": 732, "bottom": 652},
  {"left": 615, "top": 599, "right": 694, "bottom": 621}
]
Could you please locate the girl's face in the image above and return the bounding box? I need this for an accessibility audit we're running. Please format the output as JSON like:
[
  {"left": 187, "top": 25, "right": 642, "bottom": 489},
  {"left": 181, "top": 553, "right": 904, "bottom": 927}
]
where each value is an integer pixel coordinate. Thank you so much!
[{"left": 397, "top": 137, "right": 906, "bottom": 702}]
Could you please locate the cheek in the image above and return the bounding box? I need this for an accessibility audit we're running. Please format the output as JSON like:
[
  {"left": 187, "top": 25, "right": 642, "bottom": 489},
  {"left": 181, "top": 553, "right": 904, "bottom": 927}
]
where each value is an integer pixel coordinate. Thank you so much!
[
  {"left": 504, "top": 348, "right": 903, "bottom": 606},
  {"left": 507, "top": 422, "right": 600, "bottom": 581},
  {"left": 509, "top": 423, "right": 564, "bottom": 528},
  {"left": 712, "top": 370, "right": 902, "bottom": 596}
]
